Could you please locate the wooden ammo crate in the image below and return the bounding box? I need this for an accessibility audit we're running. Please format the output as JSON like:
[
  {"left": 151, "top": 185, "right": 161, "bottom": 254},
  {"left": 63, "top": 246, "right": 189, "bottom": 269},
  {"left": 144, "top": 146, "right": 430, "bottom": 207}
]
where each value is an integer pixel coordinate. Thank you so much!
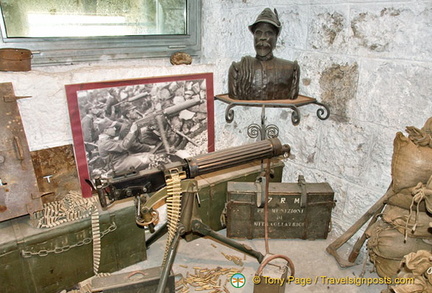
[
  {"left": 0, "top": 200, "right": 146, "bottom": 293},
  {"left": 226, "top": 178, "right": 335, "bottom": 239}
]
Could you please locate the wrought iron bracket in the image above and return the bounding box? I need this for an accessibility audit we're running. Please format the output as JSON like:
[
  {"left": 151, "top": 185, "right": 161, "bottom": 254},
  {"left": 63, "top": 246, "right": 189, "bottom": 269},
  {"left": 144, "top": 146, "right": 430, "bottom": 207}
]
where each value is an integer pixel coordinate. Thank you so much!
[
  {"left": 214, "top": 94, "right": 330, "bottom": 132},
  {"left": 246, "top": 105, "right": 280, "bottom": 140}
]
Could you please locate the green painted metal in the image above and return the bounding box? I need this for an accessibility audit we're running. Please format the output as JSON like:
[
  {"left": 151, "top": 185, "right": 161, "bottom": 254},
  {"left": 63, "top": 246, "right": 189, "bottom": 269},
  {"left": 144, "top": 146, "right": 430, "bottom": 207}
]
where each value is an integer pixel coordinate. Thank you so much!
[
  {"left": 0, "top": 200, "right": 146, "bottom": 293},
  {"left": 91, "top": 266, "right": 175, "bottom": 293},
  {"left": 226, "top": 179, "right": 335, "bottom": 239}
]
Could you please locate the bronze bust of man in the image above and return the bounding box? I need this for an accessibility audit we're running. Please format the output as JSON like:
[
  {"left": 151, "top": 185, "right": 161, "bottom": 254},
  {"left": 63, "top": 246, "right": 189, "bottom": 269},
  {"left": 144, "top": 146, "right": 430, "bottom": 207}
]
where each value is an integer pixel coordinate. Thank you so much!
[{"left": 228, "top": 8, "right": 300, "bottom": 100}]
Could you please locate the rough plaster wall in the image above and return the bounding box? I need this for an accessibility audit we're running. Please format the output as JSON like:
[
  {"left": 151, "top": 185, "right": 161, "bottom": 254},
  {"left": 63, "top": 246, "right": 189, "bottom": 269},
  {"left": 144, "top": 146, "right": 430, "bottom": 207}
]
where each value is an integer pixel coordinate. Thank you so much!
[
  {"left": 0, "top": 61, "right": 215, "bottom": 150},
  {"left": 0, "top": 0, "right": 431, "bottom": 239}
]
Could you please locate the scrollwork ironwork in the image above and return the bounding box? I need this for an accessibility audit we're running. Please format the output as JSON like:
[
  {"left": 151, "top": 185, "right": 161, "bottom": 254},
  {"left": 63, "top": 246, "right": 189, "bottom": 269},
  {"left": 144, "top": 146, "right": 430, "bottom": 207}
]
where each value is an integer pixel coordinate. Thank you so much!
[
  {"left": 247, "top": 124, "right": 261, "bottom": 138},
  {"left": 247, "top": 123, "right": 279, "bottom": 139},
  {"left": 215, "top": 94, "right": 330, "bottom": 134},
  {"left": 265, "top": 124, "right": 279, "bottom": 138},
  {"left": 291, "top": 107, "right": 300, "bottom": 126},
  {"left": 225, "top": 103, "right": 236, "bottom": 123},
  {"left": 314, "top": 102, "right": 330, "bottom": 120}
]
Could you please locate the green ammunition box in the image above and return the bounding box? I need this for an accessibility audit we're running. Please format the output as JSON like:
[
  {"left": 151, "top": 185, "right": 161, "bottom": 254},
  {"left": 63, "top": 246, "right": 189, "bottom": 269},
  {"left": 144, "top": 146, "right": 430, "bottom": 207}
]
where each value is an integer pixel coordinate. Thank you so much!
[
  {"left": 0, "top": 200, "right": 146, "bottom": 293},
  {"left": 191, "top": 158, "right": 284, "bottom": 234},
  {"left": 91, "top": 266, "right": 175, "bottom": 293},
  {"left": 226, "top": 180, "right": 335, "bottom": 239}
]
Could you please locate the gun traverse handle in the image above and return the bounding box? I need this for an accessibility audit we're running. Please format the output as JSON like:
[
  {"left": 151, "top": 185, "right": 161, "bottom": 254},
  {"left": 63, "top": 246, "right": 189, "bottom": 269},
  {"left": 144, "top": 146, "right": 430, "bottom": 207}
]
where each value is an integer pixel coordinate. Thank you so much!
[{"left": 94, "top": 176, "right": 109, "bottom": 209}]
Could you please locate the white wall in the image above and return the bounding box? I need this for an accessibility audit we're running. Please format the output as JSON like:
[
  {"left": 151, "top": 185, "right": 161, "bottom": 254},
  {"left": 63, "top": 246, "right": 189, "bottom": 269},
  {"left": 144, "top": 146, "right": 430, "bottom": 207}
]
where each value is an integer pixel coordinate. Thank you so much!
[{"left": 0, "top": 0, "right": 431, "bottom": 236}]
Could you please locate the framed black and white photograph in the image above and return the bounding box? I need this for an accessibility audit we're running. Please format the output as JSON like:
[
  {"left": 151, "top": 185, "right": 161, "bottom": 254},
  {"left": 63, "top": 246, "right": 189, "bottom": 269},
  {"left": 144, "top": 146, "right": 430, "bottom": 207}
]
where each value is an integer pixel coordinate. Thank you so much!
[{"left": 66, "top": 73, "right": 214, "bottom": 197}]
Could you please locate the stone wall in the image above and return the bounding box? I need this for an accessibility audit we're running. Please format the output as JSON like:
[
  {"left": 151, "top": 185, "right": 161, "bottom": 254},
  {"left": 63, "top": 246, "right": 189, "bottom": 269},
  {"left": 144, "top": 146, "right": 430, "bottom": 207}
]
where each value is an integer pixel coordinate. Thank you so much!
[
  {"left": 0, "top": 0, "right": 431, "bottom": 237},
  {"left": 204, "top": 0, "right": 432, "bottom": 236}
]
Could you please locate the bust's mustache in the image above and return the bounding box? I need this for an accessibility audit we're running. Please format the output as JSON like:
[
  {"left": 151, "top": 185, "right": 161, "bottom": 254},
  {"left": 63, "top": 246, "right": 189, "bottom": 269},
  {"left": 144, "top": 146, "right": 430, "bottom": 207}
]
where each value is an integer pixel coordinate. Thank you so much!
[{"left": 255, "top": 41, "right": 271, "bottom": 48}]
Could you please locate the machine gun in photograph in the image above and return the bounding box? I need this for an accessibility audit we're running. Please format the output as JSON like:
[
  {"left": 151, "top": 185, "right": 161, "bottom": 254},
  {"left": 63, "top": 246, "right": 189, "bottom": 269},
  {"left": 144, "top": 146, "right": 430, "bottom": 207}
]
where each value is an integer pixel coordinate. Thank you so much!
[
  {"left": 133, "top": 97, "right": 203, "bottom": 154},
  {"left": 92, "top": 138, "right": 290, "bottom": 293}
]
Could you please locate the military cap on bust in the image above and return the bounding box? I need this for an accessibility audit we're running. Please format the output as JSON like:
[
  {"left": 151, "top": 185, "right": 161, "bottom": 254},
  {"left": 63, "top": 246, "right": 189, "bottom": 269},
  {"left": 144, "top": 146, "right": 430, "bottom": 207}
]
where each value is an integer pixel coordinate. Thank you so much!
[{"left": 248, "top": 8, "right": 282, "bottom": 35}]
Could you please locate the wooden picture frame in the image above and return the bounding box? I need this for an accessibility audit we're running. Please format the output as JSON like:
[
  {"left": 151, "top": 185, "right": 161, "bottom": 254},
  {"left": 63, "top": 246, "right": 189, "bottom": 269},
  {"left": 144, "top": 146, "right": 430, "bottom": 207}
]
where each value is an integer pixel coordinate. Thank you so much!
[{"left": 66, "top": 73, "right": 214, "bottom": 197}]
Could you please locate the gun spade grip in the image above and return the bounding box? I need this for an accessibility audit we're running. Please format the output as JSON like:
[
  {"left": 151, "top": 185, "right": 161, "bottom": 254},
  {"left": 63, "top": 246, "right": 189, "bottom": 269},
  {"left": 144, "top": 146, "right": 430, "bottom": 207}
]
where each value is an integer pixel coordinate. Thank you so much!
[{"left": 186, "top": 138, "right": 290, "bottom": 178}]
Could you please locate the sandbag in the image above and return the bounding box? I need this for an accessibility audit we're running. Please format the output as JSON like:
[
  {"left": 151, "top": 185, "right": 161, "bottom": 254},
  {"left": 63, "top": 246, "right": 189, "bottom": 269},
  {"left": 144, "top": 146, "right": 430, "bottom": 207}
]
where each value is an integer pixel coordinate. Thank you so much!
[
  {"left": 391, "top": 250, "right": 432, "bottom": 293},
  {"left": 368, "top": 249, "right": 401, "bottom": 278},
  {"left": 391, "top": 132, "right": 432, "bottom": 193},
  {"left": 382, "top": 205, "right": 432, "bottom": 238},
  {"left": 392, "top": 274, "right": 431, "bottom": 293},
  {"left": 388, "top": 187, "right": 426, "bottom": 212},
  {"left": 406, "top": 117, "right": 432, "bottom": 147},
  {"left": 366, "top": 220, "right": 432, "bottom": 260},
  {"left": 411, "top": 175, "right": 432, "bottom": 214}
]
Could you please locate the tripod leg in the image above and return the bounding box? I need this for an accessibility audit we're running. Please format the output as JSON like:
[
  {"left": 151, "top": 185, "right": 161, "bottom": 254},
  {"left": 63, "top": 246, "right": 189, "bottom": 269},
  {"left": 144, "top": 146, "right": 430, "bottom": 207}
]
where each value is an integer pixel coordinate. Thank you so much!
[
  {"left": 156, "top": 226, "right": 183, "bottom": 293},
  {"left": 191, "top": 219, "right": 264, "bottom": 263}
]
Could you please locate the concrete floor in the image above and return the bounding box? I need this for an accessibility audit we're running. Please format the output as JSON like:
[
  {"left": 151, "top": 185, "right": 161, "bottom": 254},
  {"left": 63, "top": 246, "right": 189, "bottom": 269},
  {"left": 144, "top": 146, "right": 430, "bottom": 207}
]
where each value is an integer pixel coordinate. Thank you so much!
[{"left": 115, "top": 228, "right": 389, "bottom": 293}]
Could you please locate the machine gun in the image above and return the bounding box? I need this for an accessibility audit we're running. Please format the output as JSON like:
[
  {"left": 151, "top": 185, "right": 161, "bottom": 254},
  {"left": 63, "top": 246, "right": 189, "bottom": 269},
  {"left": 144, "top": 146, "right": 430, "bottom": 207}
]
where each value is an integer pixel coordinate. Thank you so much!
[
  {"left": 93, "top": 138, "right": 290, "bottom": 293},
  {"left": 133, "top": 97, "right": 203, "bottom": 154}
]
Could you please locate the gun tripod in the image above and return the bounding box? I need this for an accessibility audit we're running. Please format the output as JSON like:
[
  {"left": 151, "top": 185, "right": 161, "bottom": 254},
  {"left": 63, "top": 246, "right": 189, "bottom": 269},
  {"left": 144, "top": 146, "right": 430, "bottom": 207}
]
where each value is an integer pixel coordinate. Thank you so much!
[
  {"left": 96, "top": 139, "right": 291, "bottom": 292},
  {"left": 150, "top": 184, "right": 264, "bottom": 293}
]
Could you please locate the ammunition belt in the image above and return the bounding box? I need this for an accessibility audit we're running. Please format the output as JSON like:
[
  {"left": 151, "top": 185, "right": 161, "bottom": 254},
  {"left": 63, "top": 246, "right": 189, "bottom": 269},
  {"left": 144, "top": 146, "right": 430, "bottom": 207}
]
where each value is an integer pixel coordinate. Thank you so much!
[
  {"left": 30, "top": 191, "right": 98, "bottom": 228},
  {"left": 91, "top": 205, "right": 101, "bottom": 274},
  {"left": 164, "top": 168, "right": 186, "bottom": 264}
]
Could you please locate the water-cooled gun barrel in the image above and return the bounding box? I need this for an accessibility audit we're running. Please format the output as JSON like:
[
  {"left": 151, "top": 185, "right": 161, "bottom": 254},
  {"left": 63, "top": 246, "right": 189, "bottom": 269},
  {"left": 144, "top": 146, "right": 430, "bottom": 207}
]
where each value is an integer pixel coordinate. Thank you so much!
[{"left": 186, "top": 138, "right": 290, "bottom": 177}]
